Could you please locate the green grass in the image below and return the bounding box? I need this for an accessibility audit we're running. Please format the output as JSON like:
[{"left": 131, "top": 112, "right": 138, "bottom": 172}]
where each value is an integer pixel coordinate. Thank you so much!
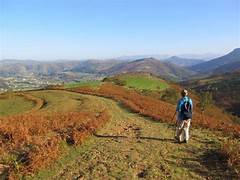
[
  {"left": 64, "top": 80, "right": 101, "bottom": 89},
  {"left": 0, "top": 94, "right": 35, "bottom": 116},
  {"left": 28, "top": 90, "right": 86, "bottom": 112},
  {"left": 119, "top": 74, "right": 169, "bottom": 91}
]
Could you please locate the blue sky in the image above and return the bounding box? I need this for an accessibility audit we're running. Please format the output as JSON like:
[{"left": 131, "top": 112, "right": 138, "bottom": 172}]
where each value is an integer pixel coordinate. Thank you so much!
[{"left": 0, "top": 0, "right": 239, "bottom": 60}]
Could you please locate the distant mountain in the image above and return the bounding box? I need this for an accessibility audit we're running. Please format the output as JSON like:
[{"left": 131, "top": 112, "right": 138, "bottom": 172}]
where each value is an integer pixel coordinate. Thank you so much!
[
  {"left": 103, "top": 57, "right": 196, "bottom": 81},
  {"left": 0, "top": 60, "right": 80, "bottom": 76},
  {"left": 71, "top": 59, "right": 125, "bottom": 73},
  {"left": 190, "top": 48, "right": 240, "bottom": 74},
  {"left": 0, "top": 78, "right": 7, "bottom": 89},
  {"left": 116, "top": 55, "right": 170, "bottom": 61},
  {"left": 177, "top": 53, "right": 222, "bottom": 60},
  {"left": 213, "top": 61, "right": 240, "bottom": 74},
  {"left": 115, "top": 53, "right": 221, "bottom": 61},
  {"left": 0, "top": 59, "right": 125, "bottom": 77},
  {"left": 165, "top": 56, "right": 205, "bottom": 67},
  {"left": 0, "top": 58, "right": 196, "bottom": 86}
]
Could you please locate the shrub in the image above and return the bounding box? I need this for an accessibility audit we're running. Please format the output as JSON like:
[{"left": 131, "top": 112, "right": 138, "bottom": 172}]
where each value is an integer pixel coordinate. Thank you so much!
[
  {"left": 69, "top": 83, "right": 240, "bottom": 138},
  {"left": 0, "top": 110, "right": 109, "bottom": 177},
  {"left": 221, "top": 139, "right": 240, "bottom": 176}
]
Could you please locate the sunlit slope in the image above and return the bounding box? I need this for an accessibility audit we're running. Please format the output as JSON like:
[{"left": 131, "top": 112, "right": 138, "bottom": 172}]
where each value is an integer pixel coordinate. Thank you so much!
[
  {"left": 27, "top": 89, "right": 108, "bottom": 114},
  {"left": 0, "top": 94, "right": 35, "bottom": 116},
  {"left": 104, "top": 73, "right": 169, "bottom": 91},
  {"left": 32, "top": 94, "right": 238, "bottom": 179}
]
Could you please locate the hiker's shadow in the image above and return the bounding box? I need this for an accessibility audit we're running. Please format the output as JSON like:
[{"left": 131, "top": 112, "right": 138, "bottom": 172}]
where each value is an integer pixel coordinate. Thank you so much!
[{"left": 94, "top": 133, "right": 176, "bottom": 143}]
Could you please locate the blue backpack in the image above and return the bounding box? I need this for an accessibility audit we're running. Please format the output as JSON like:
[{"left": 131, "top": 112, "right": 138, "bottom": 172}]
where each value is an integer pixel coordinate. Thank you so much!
[{"left": 181, "top": 97, "right": 192, "bottom": 120}]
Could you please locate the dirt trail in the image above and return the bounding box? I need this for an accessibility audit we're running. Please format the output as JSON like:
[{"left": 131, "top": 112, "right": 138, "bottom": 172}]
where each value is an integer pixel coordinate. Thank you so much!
[{"left": 33, "top": 94, "right": 237, "bottom": 179}]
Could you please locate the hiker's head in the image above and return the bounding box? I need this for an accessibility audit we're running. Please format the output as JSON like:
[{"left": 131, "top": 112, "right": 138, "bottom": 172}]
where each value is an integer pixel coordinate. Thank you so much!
[{"left": 181, "top": 89, "right": 188, "bottom": 97}]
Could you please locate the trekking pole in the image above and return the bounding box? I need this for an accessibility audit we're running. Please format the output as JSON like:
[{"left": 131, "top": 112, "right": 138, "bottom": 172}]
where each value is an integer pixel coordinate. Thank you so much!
[
  {"left": 171, "top": 111, "right": 177, "bottom": 138},
  {"left": 171, "top": 111, "right": 177, "bottom": 123}
]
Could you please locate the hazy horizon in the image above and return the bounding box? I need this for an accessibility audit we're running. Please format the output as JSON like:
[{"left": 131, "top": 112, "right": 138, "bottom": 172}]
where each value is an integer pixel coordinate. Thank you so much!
[
  {"left": 0, "top": 51, "right": 225, "bottom": 61},
  {"left": 0, "top": 0, "right": 239, "bottom": 60}
]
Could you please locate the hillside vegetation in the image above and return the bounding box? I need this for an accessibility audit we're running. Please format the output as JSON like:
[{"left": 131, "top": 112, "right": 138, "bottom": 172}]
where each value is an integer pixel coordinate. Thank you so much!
[
  {"left": 0, "top": 91, "right": 109, "bottom": 179},
  {"left": 182, "top": 72, "right": 240, "bottom": 117},
  {"left": 64, "top": 81, "right": 101, "bottom": 89},
  {"left": 0, "top": 94, "right": 35, "bottom": 116},
  {"left": 103, "top": 73, "right": 168, "bottom": 91},
  {"left": 33, "top": 95, "right": 238, "bottom": 179},
  {"left": 0, "top": 74, "right": 239, "bottom": 179}
]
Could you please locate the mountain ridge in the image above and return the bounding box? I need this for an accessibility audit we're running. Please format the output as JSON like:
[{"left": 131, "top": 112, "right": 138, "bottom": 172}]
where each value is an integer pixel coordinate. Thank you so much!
[
  {"left": 164, "top": 56, "right": 205, "bottom": 67},
  {"left": 102, "top": 57, "right": 196, "bottom": 81},
  {"left": 190, "top": 48, "right": 240, "bottom": 74}
]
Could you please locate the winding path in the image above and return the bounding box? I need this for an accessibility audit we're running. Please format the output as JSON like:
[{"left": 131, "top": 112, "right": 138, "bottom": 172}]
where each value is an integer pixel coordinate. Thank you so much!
[{"left": 33, "top": 93, "right": 237, "bottom": 179}]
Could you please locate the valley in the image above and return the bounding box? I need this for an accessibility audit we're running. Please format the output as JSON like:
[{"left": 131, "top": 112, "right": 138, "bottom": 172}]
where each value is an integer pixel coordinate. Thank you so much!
[
  {"left": 0, "top": 49, "right": 240, "bottom": 179},
  {"left": 1, "top": 1, "right": 239, "bottom": 179}
]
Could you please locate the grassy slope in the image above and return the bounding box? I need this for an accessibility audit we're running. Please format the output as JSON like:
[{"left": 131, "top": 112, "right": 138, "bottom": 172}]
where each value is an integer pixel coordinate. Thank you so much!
[
  {"left": 64, "top": 81, "right": 101, "bottom": 89},
  {"left": 30, "top": 93, "right": 237, "bottom": 179},
  {"left": 1, "top": 75, "right": 237, "bottom": 178},
  {"left": 115, "top": 74, "right": 169, "bottom": 91},
  {"left": 0, "top": 90, "right": 109, "bottom": 179},
  {"left": 64, "top": 74, "right": 168, "bottom": 91},
  {"left": 0, "top": 94, "right": 35, "bottom": 116},
  {"left": 28, "top": 90, "right": 85, "bottom": 112},
  {"left": 108, "top": 74, "right": 231, "bottom": 124}
]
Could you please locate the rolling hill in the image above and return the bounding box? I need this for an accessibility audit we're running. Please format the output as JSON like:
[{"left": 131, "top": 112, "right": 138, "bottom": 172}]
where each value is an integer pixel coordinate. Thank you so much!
[
  {"left": 190, "top": 48, "right": 240, "bottom": 74},
  {"left": 0, "top": 59, "right": 124, "bottom": 77},
  {"left": 103, "top": 57, "right": 196, "bottom": 81},
  {"left": 71, "top": 59, "right": 125, "bottom": 73},
  {"left": 0, "top": 74, "right": 239, "bottom": 179},
  {"left": 0, "top": 60, "right": 79, "bottom": 76},
  {"left": 165, "top": 56, "right": 205, "bottom": 67}
]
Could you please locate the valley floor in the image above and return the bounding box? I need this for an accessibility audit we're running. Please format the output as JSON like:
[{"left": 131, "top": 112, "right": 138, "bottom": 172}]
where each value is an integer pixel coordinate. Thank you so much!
[{"left": 30, "top": 93, "right": 237, "bottom": 179}]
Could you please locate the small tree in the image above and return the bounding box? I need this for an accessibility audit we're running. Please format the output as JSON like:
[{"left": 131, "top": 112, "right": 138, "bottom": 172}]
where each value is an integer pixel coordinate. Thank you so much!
[
  {"left": 160, "top": 88, "right": 178, "bottom": 104},
  {"left": 200, "top": 91, "right": 213, "bottom": 112}
]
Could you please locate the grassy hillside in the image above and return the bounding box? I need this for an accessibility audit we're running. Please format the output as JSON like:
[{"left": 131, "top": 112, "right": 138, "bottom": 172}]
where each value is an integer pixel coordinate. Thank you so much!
[
  {"left": 0, "top": 90, "right": 109, "bottom": 179},
  {"left": 32, "top": 94, "right": 238, "bottom": 179},
  {"left": 0, "top": 94, "right": 35, "bottom": 116},
  {"left": 0, "top": 75, "right": 239, "bottom": 178},
  {"left": 182, "top": 72, "right": 240, "bottom": 117},
  {"left": 104, "top": 73, "right": 168, "bottom": 91},
  {"left": 64, "top": 80, "right": 101, "bottom": 89}
]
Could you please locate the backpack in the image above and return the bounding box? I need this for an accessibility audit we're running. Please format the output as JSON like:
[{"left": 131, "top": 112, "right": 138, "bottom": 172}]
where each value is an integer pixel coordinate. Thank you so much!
[{"left": 181, "top": 97, "right": 192, "bottom": 120}]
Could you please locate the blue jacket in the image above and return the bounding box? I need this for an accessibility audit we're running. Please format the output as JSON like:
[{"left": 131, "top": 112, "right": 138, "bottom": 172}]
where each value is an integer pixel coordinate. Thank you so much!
[{"left": 176, "top": 96, "right": 193, "bottom": 120}]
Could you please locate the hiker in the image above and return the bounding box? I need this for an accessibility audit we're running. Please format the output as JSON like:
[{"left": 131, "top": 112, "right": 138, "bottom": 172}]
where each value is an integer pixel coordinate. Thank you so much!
[{"left": 175, "top": 89, "right": 193, "bottom": 143}]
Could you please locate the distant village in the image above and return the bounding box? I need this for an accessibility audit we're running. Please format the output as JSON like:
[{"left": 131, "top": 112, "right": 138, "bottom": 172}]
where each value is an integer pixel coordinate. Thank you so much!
[{"left": 0, "top": 75, "right": 62, "bottom": 93}]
